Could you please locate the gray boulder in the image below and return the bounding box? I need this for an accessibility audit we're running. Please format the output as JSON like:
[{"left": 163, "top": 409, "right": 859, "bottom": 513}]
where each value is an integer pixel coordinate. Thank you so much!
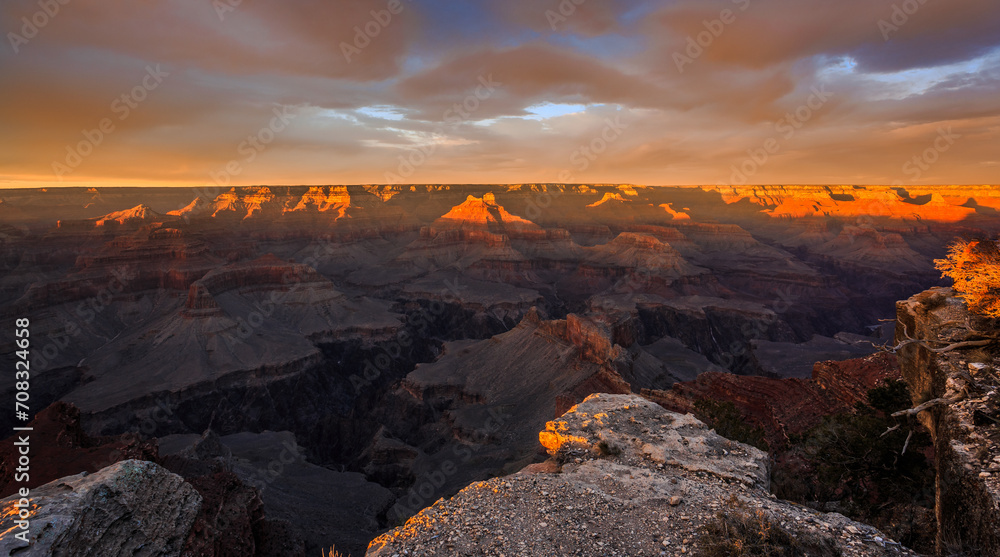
[{"left": 0, "top": 459, "right": 201, "bottom": 556}]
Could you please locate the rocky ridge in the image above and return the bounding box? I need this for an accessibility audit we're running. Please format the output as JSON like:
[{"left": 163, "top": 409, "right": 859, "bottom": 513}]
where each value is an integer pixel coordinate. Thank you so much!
[
  {"left": 367, "top": 393, "right": 915, "bottom": 556},
  {"left": 895, "top": 287, "right": 1000, "bottom": 556}
]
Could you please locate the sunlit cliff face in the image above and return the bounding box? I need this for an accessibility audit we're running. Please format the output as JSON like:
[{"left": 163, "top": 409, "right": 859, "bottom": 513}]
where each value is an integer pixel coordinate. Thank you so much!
[
  {"left": 283, "top": 186, "right": 351, "bottom": 216},
  {"left": 706, "top": 185, "right": 1000, "bottom": 223},
  {"left": 435, "top": 193, "right": 541, "bottom": 232},
  {"left": 12, "top": 184, "right": 1000, "bottom": 231}
]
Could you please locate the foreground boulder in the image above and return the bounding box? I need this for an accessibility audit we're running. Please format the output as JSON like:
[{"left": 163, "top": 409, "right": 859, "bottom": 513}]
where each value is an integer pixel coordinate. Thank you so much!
[
  {"left": 0, "top": 460, "right": 201, "bottom": 556},
  {"left": 367, "top": 393, "right": 915, "bottom": 556}
]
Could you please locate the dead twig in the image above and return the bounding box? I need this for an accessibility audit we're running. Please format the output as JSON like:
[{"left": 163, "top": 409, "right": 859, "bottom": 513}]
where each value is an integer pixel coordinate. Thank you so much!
[
  {"left": 889, "top": 338, "right": 993, "bottom": 354},
  {"left": 901, "top": 429, "right": 914, "bottom": 455},
  {"left": 879, "top": 424, "right": 901, "bottom": 438},
  {"left": 891, "top": 392, "right": 966, "bottom": 418}
]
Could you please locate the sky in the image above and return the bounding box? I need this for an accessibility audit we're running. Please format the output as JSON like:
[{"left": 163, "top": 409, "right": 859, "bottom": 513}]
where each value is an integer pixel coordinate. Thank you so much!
[{"left": 1, "top": 0, "right": 998, "bottom": 189}]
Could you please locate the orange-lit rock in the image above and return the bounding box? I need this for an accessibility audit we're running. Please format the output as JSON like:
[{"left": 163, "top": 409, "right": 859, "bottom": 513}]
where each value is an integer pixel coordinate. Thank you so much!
[
  {"left": 284, "top": 186, "right": 351, "bottom": 216},
  {"left": 538, "top": 419, "right": 589, "bottom": 454},
  {"left": 704, "top": 185, "right": 997, "bottom": 223},
  {"left": 661, "top": 202, "right": 691, "bottom": 220},
  {"left": 434, "top": 192, "right": 540, "bottom": 233},
  {"left": 210, "top": 186, "right": 276, "bottom": 219},
  {"left": 94, "top": 204, "right": 165, "bottom": 227},
  {"left": 586, "top": 192, "right": 628, "bottom": 208}
]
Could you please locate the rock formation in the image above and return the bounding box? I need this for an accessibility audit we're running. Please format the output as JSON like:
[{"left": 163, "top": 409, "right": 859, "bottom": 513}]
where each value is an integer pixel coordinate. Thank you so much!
[
  {"left": 160, "top": 430, "right": 389, "bottom": 556},
  {"left": 895, "top": 287, "right": 1000, "bottom": 556},
  {"left": 704, "top": 184, "right": 1000, "bottom": 223},
  {"left": 94, "top": 204, "right": 169, "bottom": 227},
  {"left": 433, "top": 192, "right": 540, "bottom": 235},
  {"left": 0, "top": 403, "right": 315, "bottom": 556},
  {"left": 0, "top": 460, "right": 201, "bottom": 557},
  {"left": 2, "top": 184, "right": 997, "bottom": 553},
  {"left": 367, "top": 393, "right": 916, "bottom": 556},
  {"left": 643, "top": 352, "right": 902, "bottom": 449}
]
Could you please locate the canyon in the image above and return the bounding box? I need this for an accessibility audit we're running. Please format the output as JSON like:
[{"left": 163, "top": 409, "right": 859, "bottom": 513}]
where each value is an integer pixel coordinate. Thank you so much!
[{"left": 0, "top": 184, "right": 997, "bottom": 555}]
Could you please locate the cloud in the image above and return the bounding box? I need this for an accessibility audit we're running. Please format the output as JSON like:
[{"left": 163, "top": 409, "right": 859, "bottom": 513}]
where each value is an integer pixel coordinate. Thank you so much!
[
  {"left": 1, "top": 0, "right": 421, "bottom": 81},
  {"left": 393, "top": 43, "right": 668, "bottom": 120},
  {"left": 1, "top": 0, "right": 998, "bottom": 187},
  {"left": 646, "top": 0, "right": 1000, "bottom": 73}
]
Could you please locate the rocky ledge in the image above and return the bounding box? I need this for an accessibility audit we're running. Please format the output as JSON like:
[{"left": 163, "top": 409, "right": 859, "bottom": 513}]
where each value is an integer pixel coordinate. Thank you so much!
[
  {"left": 366, "top": 393, "right": 914, "bottom": 556},
  {"left": 896, "top": 287, "right": 1000, "bottom": 556}
]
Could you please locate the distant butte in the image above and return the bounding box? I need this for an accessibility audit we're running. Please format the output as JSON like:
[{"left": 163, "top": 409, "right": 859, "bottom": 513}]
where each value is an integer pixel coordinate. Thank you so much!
[{"left": 434, "top": 192, "right": 540, "bottom": 233}]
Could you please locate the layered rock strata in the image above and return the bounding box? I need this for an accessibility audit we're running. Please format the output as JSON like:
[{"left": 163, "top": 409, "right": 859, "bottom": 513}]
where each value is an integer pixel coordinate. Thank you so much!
[{"left": 896, "top": 288, "right": 1000, "bottom": 556}]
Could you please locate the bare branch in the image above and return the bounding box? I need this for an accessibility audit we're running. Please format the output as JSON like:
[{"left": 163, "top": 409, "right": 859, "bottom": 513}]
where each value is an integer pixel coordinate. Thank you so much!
[
  {"left": 891, "top": 392, "right": 966, "bottom": 418},
  {"left": 879, "top": 424, "right": 901, "bottom": 438},
  {"left": 901, "top": 429, "right": 914, "bottom": 456},
  {"left": 888, "top": 338, "right": 993, "bottom": 354}
]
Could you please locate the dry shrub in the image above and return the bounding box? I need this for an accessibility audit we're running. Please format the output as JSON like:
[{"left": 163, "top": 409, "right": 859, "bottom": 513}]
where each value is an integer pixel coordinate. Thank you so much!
[
  {"left": 698, "top": 496, "right": 841, "bottom": 557},
  {"left": 936, "top": 238, "right": 1000, "bottom": 319}
]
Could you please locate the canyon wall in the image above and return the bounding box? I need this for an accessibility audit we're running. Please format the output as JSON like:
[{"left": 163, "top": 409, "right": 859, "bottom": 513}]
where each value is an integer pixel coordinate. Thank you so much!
[{"left": 896, "top": 288, "right": 1000, "bottom": 556}]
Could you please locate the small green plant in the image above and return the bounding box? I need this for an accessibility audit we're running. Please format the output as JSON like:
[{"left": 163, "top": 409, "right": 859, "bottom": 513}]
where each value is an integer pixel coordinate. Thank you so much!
[
  {"left": 694, "top": 399, "right": 769, "bottom": 451},
  {"left": 698, "top": 496, "right": 840, "bottom": 557}
]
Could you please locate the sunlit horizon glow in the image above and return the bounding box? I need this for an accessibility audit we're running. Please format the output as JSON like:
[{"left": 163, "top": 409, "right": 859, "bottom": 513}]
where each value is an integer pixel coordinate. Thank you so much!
[{"left": 1, "top": 0, "right": 998, "bottom": 190}]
